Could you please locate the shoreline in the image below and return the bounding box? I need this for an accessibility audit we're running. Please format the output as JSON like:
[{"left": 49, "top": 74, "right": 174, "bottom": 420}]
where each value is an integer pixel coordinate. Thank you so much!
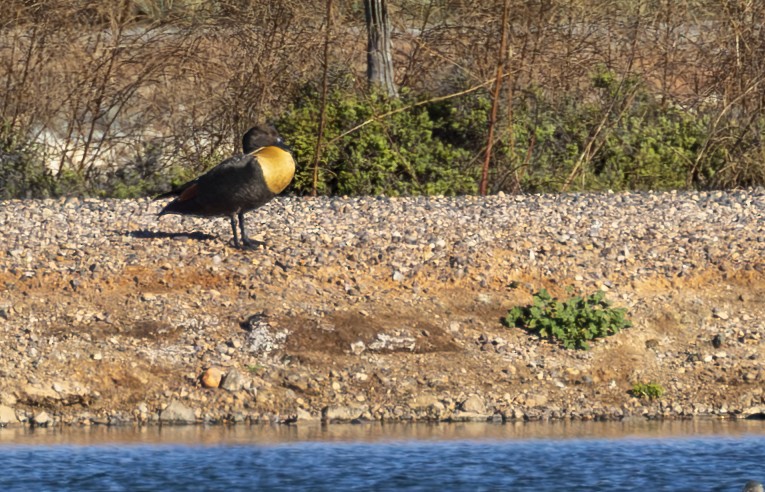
[
  {"left": 4, "top": 418, "right": 765, "bottom": 444},
  {"left": 1, "top": 190, "right": 764, "bottom": 429}
]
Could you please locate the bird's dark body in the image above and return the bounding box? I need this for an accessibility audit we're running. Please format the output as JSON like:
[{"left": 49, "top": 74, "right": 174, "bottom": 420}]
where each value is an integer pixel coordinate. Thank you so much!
[
  {"left": 158, "top": 153, "right": 274, "bottom": 218},
  {"left": 157, "top": 124, "right": 295, "bottom": 248}
]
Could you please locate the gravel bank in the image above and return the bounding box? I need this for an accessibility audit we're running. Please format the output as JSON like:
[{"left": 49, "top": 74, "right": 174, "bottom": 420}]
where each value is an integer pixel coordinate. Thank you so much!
[{"left": 0, "top": 189, "right": 763, "bottom": 426}]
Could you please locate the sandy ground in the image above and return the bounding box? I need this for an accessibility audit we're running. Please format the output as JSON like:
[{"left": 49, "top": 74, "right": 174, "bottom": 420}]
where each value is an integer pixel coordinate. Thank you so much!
[{"left": 0, "top": 192, "right": 763, "bottom": 426}]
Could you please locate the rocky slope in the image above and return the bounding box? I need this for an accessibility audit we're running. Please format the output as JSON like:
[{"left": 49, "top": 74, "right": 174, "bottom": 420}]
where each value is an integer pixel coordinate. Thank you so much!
[{"left": 0, "top": 190, "right": 763, "bottom": 426}]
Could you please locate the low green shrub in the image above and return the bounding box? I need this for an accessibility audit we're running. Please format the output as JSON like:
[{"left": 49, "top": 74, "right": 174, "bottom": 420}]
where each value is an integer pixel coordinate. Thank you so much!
[
  {"left": 492, "top": 70, "right": 714, "bottom": 193},
  {"left": 504, "top": 288, "right": 631, "bottom": 350},
  {"left": 275, "top": 85, "right": 479, "bottom": 196},
  {"left": 630, "top": 382, "right": 665, "bottom": 400}
]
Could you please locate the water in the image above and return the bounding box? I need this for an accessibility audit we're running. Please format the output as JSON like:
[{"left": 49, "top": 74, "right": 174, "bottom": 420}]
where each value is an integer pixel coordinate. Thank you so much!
[{"left": 1, "top": 421, "right": 763, "bottom": 491}]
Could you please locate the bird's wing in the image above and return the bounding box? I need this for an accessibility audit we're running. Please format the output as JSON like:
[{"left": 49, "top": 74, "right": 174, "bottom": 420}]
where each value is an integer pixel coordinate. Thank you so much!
[
  {"left": 155, "top": 153, "right": 255, "bottom": 201},
  {"left": 196, "top": 153, "right": 255, "bottom": 183}
]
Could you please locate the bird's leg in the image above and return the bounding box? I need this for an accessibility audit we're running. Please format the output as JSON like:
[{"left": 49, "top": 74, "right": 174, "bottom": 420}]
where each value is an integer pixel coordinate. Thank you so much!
[
  {"left": 229, "top": 214, "right": 241, "bottom": 248},
  {"left": 238, "top": 211, "right": 264, "bottom": 249}
]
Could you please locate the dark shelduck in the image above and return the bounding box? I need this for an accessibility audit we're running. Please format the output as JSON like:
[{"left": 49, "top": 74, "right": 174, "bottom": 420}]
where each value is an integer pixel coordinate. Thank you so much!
[{"left": 157, "top": 124, "right": 295, "bottom": 249}]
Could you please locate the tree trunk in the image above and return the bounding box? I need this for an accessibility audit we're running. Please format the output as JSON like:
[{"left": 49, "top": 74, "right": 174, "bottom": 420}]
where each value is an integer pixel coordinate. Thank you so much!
[
  {"left": 480, "top": 0, "right": 511, "bottom": 195},
  {"left": 311, "top": 0, "right": 333, "bottom": 196},
  {"left": 364, "top": 0, "right": 397, "bottom": 97}
]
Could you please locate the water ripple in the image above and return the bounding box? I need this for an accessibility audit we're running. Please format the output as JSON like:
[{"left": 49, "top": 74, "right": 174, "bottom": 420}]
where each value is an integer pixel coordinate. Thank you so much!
[{"left": 1, "top": 436, "right": 763, "bottom": 491}]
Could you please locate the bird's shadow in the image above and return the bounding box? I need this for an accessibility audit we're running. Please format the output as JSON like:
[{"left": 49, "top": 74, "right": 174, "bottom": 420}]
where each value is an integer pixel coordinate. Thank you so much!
[{"left": 124, "top": 229, "right": 217, "bottom": 242}]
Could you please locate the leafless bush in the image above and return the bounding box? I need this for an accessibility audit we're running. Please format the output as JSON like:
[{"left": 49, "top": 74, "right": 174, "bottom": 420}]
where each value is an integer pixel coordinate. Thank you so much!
[{"left": 0, "top": 0, "right": 763, "bottom": 194}]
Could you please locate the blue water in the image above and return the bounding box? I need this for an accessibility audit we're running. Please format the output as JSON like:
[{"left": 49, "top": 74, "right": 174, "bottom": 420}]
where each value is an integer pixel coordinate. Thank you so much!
[{"left": 1, "top": 424, "right": 763, "bottom": 491}]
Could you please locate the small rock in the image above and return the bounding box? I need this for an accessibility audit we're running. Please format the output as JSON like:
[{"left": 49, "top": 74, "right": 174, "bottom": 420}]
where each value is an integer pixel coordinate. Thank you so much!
[
  {"left": 524, "top": 394, "right": 548, "bottom": 407},
  {"left": 713, "top": 308, "right": 729, "bottom": 320},
  {"left": 476, "top": 293, "right": 492, "bottom": 305},
  {"left": 409, "top": 394, "right": 444, "bottom": 412},
  {"left": 92, "top": 353, "right": 103, "bottom": 361},
  {"left": 350, "top": 341, "right": 366, "bottom": 355},
  {"left": 243, "top": 317, "right": 286, "bottom": 354},
  {"left": 160, "top": 400, "right": 196, "bottom": 424},
  {"left": 712, "top": 334, "right": 725, "bottom": 348},
  {"left": 322, "top": 405, "right": 366, "bottom": 421},
  {"left": 220, "top": 369, "right": 245, "bottom": 392},
  {"left": 33, "top": 411, "right": 50, "bottom": 427},
  {"left": 201, "top": 367, "right": 223, "bottom": 388},
  {"left": 0, "top": 405, "right": 17, "bottom": 426},
  {"left": 460, "top": 395, "right": 486, "bottom": 414},
  {"left": 742, "top": 480, "right": 764, "bottom": 492},
  {"left": 22, "top": 384, "right": 59, "bottom": 401},
  {"left": 285, "top": 373, "right": 310, "bottom": 392},
  {"left": 368, "top": 333, "right": 416, "bottom": 352},
  {"left": 296, "top": 408, "right": 319, "bottom": 422}
]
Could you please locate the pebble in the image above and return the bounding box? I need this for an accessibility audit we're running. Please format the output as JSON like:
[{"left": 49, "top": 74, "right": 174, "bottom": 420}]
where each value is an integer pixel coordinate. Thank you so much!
[
  {"left": 350, "top": 341, "right": 366, "bottom": 355},
  {"left": 712, "top": 334, "right": 725, "bottom": 348},
  {"left": 201, "top": 368, "right": 223, "bottom": 389}
]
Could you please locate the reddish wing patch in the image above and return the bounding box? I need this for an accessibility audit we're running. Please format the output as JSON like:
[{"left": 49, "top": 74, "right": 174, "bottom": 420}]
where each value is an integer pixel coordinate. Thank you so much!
[{"left": 178, "top": 183, "right": 199, "bottom": 202}]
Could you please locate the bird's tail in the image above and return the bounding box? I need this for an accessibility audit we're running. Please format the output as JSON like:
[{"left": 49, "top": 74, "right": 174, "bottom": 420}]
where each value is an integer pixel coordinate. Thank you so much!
[{"left": 154, "top": 189, "right": 178, "bottom": 200}]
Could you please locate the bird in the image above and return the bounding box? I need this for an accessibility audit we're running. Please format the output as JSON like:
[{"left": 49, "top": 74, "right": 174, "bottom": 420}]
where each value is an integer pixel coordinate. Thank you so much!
[{"left": 156, "top": 124, "right": 295, "bottom": 249}]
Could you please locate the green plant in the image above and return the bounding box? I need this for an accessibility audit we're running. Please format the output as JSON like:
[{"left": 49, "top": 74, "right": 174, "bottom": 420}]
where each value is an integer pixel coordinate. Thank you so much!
[
  {"left": 630, "top": 382, "right": 665, "bottom": 399},
  {"left": 504, "top": 288, "right": 631, "bottom": 350},
  {"left": 246, "top": 364, "right": 263, "bottom": 375},
  {"left": 275, "top": 83, "right": 480, "bottom": 196}
]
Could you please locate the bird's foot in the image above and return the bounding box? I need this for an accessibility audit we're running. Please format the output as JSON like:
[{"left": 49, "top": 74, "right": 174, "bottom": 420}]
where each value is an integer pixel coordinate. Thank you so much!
[
  {"left": 229, "top": 237, "right": 265, "bottom": 250},
  {"left": 242, "top": 237, "right": 266, "bottom": 250}
]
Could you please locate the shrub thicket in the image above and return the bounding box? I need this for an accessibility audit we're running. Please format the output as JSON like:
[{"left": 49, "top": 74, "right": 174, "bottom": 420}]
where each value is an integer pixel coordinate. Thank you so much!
[
  {"left": 274, "top": 67, "right": 732, "bottom": 197},
  {"left": 276, "top": 86, "right": 480, "bottom": 196},
  {"left": 1, "top": 1, "right": 764, "bottom": 198}
]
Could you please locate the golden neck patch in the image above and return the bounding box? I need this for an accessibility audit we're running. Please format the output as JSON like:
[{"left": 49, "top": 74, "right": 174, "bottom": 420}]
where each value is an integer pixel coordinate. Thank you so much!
[{"left": 252, "top": 146, "right": 296, "bottom": 194}]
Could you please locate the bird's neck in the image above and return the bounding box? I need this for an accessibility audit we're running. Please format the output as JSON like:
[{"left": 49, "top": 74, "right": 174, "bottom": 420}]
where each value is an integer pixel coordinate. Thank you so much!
[{"left": 253, "top": 146, "right": 296, "bottom": 194}]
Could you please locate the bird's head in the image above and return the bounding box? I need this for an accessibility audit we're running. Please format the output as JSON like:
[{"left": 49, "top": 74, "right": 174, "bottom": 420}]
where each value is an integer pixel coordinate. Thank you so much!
[{"left": 242, "top": 124, "right": 284, "bottom": 153}]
